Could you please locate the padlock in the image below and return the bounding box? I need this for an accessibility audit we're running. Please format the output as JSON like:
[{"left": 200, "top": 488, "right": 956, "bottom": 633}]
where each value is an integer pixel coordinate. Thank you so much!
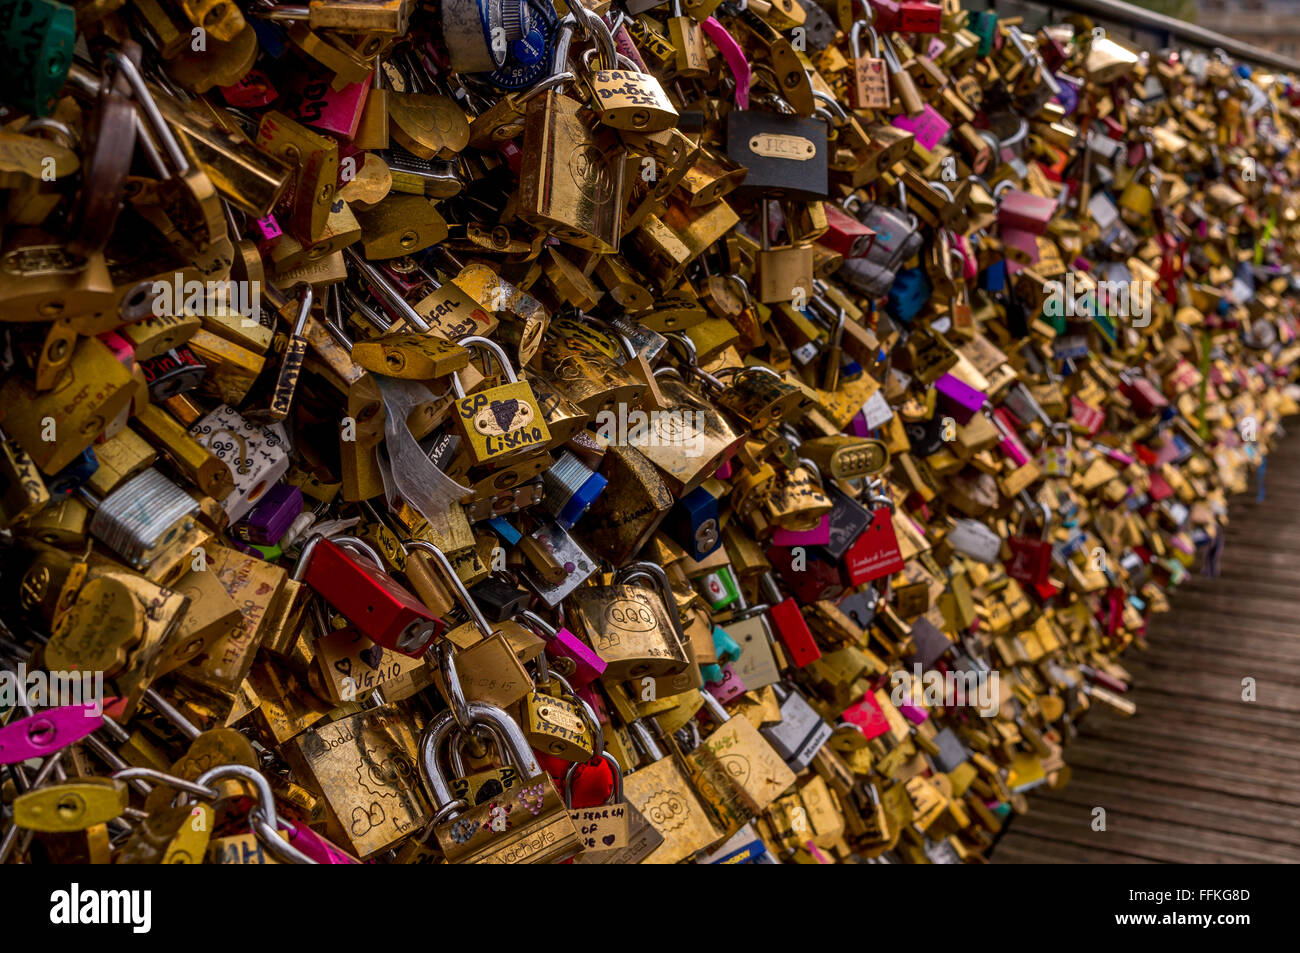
[
  {"left": 283, "top": 705, "right": 428, "bottom": 859},
  {"left": 668, "top": 0, "right": 709, "bottom": 78},
  {"left": 849, "top": 8, "right": 890, "bottom": 109},
  {"left": 520, "top": 670, "right": 597, "bottom": 762},
  {"left": 619, "top": 719, "right": 722, "bottom": 864},
  {"left": 80, "top": 468, "right": 199, "bottom": 572},
  {"left": 295, "top": 533, "right": 440, "bottom": 656},
  {"left": 451, "top": 335, "right": 551, "bottom": 464},
  {"left": 756, "top": 200, "right": 815, "bottom": 304},
  {"left": 518, "top": 38, "right": 626, "bottom": 252},
  {"left": 761, "top": 684, "right": 835, "bottom": 773},
  {"left": 837, "top": 187, "right": 924, "bottom": 298},
  {"left": 1006, "top": 498, "right": 1055, "bottom": 588},
  {"left": 580, "top": 14, "right": 677, "bottom": 133},
  {"left": 726, "top": 110, "right": 829, "bottom": 203},
  {"left": 568, "top": 561, "right": 692, "bottom": 680},
  {"left": 419, "top": 700, "right": 582, "bottom": 864}
]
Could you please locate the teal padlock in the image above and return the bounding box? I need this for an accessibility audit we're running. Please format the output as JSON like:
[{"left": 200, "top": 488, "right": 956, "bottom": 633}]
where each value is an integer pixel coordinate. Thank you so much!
[
  {"left": 700, "top": 626, "right": 743, "bottom": 684},
  {"left": 1, "top": 0, "right": 76, "bottom": 117},
  {"left": 972, "top": 10, "right": 998, "bottom": 57}
]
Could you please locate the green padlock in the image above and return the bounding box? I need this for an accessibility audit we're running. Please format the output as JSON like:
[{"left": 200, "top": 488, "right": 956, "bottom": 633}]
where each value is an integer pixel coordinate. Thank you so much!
[{"left": 1, "top": 0, "right": 76, "bottom": 116}]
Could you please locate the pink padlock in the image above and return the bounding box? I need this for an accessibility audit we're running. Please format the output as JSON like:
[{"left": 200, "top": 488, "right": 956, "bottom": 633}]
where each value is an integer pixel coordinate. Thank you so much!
[
  {"left": 986, "top": 405, "right": 1030, "bottom": 468},
  {"left": 703, "top": 17, "right": 750, "bottom": 110},
  {"left": 0, "top": 703, "right": 105, "bottom": 765},
  {"left": 282, "top": 73, "right": 371, "bottom": 140},
  {"left": 707, "top": 663, "right": 748, "bottom": 705},
  {"left": 288, "top": 820, "right": 360, "bottom": 864},
  {"left": 892, "top": 104, "right": 951, "bottom": 150},
  {"left": 842, "top": 695, "right": 891, "bottom": 740},
  {"left": 771, "top": 514, "right": 832, "bottom": 547},
  {"left": 253, "top": 214, "right": 283, "bottom": 249},
  {"left": 523, "top": 610, "right": 606, "bottom": 688},
  {"left": 898, "top": 701, "right": 929, "bottom": 724}
]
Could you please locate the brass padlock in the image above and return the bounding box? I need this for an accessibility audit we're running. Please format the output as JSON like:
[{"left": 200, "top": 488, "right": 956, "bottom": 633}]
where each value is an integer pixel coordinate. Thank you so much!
[
  {"left": 451, "top": 335, "right": 551, "bottom": 465},
  {"left": 419, "top": 701, "right": 582, "bottom": 864},
  {"left": 568, "top": 561, "right": 692, "bottom": 680},
  {"left": 757, "top": 201, "right": 815, "bottom": 304},
  {"left": 518, "top": 88, "right": 625, "bottom": 253}
]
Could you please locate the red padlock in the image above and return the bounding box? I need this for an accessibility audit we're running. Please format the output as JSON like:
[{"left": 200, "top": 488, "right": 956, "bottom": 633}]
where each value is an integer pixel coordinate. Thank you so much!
[
  {"left": 845, "top": 488, "right": 905, "bottom": 586},
  {"left": 821, "top": 202, "right": 878, "bottom": 259},
  {"left": 767, "top": 545, "right": 845, "bottom": 603},
  {"left": 1006, "top": 500, "right": 1054, "bottom": 588},
  {"left": 868, "top": 0, "right": 900, "bottom": 31},
  {"left": 296, "top": 534, "right": 440, "bottom": 656},
  {"left": 898, "top": 1, "right": 942, "bottom": 33},
  {"left": 762, "top": 573, "right": 822, "bottom": 668}
]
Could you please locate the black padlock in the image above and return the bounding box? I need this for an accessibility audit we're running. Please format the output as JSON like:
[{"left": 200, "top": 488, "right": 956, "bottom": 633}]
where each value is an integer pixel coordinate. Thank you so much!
[
  {"left": 469, "top": 575, "right": 531, "bottom": 622},
  {"left": 725, "top": 111, "right": 828, "bottom": 201},
  {"left": 818, "top": 484, "right": 873, "bottom": 562}
]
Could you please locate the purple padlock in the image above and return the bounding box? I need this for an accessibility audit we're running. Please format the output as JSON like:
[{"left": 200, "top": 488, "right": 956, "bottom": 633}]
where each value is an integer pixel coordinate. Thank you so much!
[
  {"left": 233, "top": 483, "right": 303, "bottom": 545},
  {"left": 934, "top": 373, "right": 986, "bottom": 424},
  {"left": 898, "top": 701, "right": 929, "bottom": 724},
  {"left": 848, "top": 410, "right": 873, "bottom": 437}
]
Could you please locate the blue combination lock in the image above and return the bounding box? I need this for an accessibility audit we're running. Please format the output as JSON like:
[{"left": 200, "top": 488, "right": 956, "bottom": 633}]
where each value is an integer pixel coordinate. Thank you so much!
[
  {"left": 488, "top": 0, "right": 559, "bottom": 90},
  {"left": 443, "top": 0, "right": 524, "bottom": 73}
]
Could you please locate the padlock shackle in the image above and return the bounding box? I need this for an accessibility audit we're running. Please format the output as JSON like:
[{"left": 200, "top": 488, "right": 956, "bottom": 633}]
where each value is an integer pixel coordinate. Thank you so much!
[
  {"left": 142, "top": 687, "right": 202, "bottom": 740},
  {"left": 812, "top": 89, "right": 848, "bottom": 124},
  {"left": 20, "top": 116, "right": 78, "bottom": 151},
  {"left": 292, "top": 533, "right": 386, "bottom": 581},
  {"left": 420, "top": 701, "right": 542, "bottom": 813},
  {"left": 563, "top": 750, "right": 623, "bottom": 808},
  {"left": 433, "top": 640, "right": 474, "bottom": 731},
  {"left": 577, "top": 7, "right": 619, "bottom": 72},
  {"left": 452, "top": 334, "right": 519, "bottom": 398},
  {"left": 342, "top": 248, "right": 432, "bottom": 332},
  {"left": 447, "top": 718, "right": 512, "bottom": 778},
  {"left": 194, "top": 763, "right": 318, "bottom": 864},
  {"left": 106, "top": 45, "right": 191, "bottom": 177},
  {"left": 627, "top": 719, "right": 664, "bottom": 763},
  {"left": 666, "top": 331, "right": 724, "bottom": 389},
  {"left": 796, "top": 456, "right": 823, "bottom": 483},
  {"left": 112, "top": 767, "right": 217, "bottom": 801},
  {"left": 518, "top": 607, "right": 558, "bottom": 639},
  {"left": 403, "top": 539, "right": 495, "bottom": 639},
  {"left": 1016, "top": 492, "right": 1052, "bottom": 540},
  {"left": 698, "top": 689, "right": 730, "bottom": 724}
]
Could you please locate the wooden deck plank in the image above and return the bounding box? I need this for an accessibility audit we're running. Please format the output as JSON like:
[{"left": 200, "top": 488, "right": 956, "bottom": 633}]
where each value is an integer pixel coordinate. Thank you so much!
[{"left": 994, "top": 448, "right": 1300, "bottom": 864}]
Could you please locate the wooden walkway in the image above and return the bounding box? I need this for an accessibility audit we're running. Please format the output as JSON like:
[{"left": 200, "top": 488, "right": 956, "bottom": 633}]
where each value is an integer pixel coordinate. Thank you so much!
[{"left": 993, "top": 437, "right": 1300, "bottom": 864}]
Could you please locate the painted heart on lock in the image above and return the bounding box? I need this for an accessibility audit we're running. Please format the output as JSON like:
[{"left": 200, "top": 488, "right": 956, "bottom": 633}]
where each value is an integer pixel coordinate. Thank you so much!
[{"left": 359, "top": 645, "right": 384, "bottom": 670}]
